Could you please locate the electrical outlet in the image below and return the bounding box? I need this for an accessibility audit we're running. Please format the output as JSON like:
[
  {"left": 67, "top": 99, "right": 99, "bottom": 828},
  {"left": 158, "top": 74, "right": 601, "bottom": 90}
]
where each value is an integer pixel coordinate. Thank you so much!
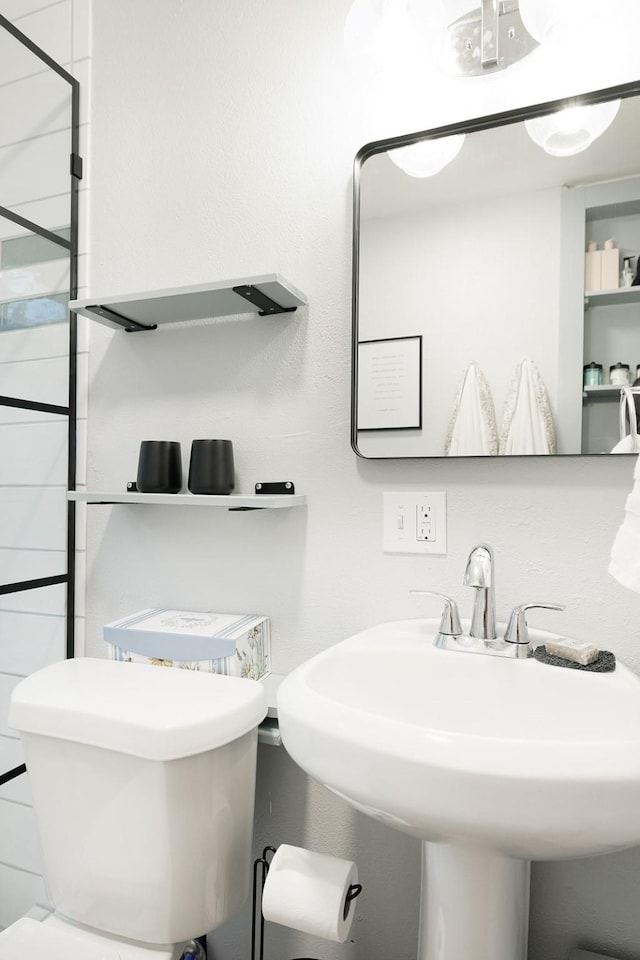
[
  {"left": 383, "top": 492, "right": 447, "bottom": 554},
  {"left": 416, "top": 501, "right": 434, "bottom": 541}
]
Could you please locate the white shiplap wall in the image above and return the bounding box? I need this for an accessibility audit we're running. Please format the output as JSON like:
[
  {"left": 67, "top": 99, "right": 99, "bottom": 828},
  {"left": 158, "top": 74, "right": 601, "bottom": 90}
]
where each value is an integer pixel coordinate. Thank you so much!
[{"left": 0, "top": 0, "right": 89, "bottom": 929}]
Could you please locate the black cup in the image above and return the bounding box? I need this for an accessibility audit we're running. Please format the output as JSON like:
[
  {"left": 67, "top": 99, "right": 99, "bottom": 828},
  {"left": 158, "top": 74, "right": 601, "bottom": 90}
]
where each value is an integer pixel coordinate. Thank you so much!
[
  {"left": 188, "top": 439, "right": 235, "bottom": 495},
  {"left": 136, "top": 440, "right": 182, "bottom": 494}
]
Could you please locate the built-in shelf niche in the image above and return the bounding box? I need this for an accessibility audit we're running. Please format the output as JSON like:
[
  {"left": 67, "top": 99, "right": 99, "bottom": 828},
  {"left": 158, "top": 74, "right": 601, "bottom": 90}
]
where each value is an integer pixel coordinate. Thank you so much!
[
  {"left": 574, "top": 177, "right": 640, "bottom": 453},
  {"left": 583, "top": 384, "right": 624, "bottom": 401},
  {"left": 584, "top": 287, "right": 640, "bottom": 308}
]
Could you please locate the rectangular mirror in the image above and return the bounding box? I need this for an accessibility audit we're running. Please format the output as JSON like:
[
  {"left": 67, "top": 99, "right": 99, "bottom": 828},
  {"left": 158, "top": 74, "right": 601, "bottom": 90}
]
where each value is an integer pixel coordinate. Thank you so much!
[{"left": 352, "top": 81, "right": 640, "bottom": 458}]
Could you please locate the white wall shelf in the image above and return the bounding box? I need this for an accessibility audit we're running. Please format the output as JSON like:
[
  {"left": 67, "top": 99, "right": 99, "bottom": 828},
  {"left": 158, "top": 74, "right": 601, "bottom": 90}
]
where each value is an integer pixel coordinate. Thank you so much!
[
  {"left": 584, "top": 287, "right": 640, "bottom": 308},
  {"left": 68, "top": 274, "right": 307, "bottom": 332},
  {"left": 583, "top": 384, "right": 623, "bottom": 400},
  {"left": 68, "top": 491, "right": 306, "bottom": 510}
]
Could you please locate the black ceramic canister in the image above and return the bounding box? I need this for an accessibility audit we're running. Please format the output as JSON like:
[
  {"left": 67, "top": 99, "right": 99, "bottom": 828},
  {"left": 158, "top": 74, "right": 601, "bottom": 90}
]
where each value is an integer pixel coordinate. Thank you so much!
[
  {"left": 136, "top": 440, "right": 183, "bottom": 494},
  {"left": 188, "top": 439, "right": 235, "bottom": 495}
]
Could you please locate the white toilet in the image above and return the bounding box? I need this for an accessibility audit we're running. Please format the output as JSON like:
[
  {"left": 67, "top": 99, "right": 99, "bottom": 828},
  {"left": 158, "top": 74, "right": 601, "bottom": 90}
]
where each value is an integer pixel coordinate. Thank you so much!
[{"left": 0, "top": 657, "right": 268, "bottom": 959}]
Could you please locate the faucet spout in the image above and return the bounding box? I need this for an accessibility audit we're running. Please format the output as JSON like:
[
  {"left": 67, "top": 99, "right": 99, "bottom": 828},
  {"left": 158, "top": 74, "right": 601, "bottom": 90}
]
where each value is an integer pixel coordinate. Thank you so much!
[{"left": 463, "top": 544, "right": 496, "bottom": 640}]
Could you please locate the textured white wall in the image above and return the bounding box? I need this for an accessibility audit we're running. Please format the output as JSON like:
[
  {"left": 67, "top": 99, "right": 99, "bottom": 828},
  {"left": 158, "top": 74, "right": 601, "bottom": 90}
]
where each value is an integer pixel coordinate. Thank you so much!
[
  {"left": 86, "top": 3, "right": 640, "bottom": 958},
  {"left": 358, "top": 188, "right": 563, "bottom": 456}
]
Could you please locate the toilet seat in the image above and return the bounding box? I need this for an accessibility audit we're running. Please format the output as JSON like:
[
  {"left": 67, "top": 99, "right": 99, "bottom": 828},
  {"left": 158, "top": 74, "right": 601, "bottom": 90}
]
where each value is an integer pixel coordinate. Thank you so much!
[{"left": 0, "top": 917, "right": 175, "bottom": 959}]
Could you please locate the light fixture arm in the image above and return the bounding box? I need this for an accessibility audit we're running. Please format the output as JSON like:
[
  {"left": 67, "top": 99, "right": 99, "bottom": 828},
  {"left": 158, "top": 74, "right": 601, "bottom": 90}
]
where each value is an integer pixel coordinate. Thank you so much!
[
  {"left": 481, "top": 0, "right": 499, "bottom": 69},
  {"left": 438, "top": 0, "right": 538, "bottom": 78}
]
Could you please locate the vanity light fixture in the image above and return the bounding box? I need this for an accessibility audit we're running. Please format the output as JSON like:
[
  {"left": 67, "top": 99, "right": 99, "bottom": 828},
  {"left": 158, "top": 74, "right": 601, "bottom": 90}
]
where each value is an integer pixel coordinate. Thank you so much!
[
  {"left": 434, "top": 0, "right": 538, "bottom": 78},
  {"left": 344, "top": 0, "right": 538, "bottom": 80},
  {"left": 524, "top": 99, "right": 621, "bottom": 157},
  {"left": 344, "top": 1, "right": 635, "bottom": 84},
  {"left": 387, "top": 133, "right": 465, "bottom": 176}
]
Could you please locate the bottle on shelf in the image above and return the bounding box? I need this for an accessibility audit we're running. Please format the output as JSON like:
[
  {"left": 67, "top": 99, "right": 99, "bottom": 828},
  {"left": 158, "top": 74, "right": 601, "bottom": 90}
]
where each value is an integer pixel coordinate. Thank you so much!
[
  {"left": 585, "top": 240, "right": 601, "bottom": 291},
  {"left": 601, "top": 238, "right": 620, "bottom": 290},
  {"left": 622, "top": 256, "right": 636, "bottom": 287}
]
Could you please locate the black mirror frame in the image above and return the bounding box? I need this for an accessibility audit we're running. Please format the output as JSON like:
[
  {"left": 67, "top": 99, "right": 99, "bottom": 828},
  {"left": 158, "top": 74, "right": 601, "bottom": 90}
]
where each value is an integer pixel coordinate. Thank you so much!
[{"left": 351, "top": 78, "right": 640, "bottom": 459}]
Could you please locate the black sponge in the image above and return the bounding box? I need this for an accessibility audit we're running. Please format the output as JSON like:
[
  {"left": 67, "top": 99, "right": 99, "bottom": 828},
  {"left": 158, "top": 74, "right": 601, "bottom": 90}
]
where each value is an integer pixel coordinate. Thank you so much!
[{"left": 533, "top": 646, "right": 616, "bottom": 673}]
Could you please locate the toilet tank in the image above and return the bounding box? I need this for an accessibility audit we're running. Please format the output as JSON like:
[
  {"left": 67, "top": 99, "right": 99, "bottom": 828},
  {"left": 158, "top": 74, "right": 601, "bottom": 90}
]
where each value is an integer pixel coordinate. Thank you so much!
[{"left": 9, "top": 658, "right": 267, "bottom": 945}]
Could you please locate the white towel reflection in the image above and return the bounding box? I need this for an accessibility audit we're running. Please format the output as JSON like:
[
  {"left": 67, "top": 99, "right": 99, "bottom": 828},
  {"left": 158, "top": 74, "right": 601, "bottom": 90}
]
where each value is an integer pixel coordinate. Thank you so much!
[
  {"left": 610, "top": 455, "right": 640, "bottom": 592},
  {"left": 499, "top": 358, "right": 556, "bottom": 456},
  {"left": 444, "top": 361, "right": 498, "bottom": 457}
]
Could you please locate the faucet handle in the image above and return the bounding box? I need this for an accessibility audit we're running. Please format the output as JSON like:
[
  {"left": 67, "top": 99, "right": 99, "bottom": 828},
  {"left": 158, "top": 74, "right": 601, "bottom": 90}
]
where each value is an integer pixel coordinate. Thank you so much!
[
  {"left": 410, "top": 590, "right": 462, "bottom": 637},
  {"left": 504, "top": 603, "right": 565, "bottom": 645}
]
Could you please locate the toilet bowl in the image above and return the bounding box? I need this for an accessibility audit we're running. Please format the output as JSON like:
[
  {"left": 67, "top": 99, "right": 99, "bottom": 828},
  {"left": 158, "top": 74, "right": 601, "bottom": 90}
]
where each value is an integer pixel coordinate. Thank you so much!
[{"left": 0, "top": 658, "right": 267, "bottom": 957}]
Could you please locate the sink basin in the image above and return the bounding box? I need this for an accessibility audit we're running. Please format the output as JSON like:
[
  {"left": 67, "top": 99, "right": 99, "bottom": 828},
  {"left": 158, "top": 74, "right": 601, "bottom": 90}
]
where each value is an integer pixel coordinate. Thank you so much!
[
  {"left": 278, "top": 617, "right": 640, "bottom": 860},
  {"left": 277, "top": 618, "right": 640, "bottom": 960}
]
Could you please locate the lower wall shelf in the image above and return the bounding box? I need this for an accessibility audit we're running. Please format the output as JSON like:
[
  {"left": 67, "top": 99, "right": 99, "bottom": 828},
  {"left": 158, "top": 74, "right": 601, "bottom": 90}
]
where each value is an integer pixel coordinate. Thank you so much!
[{"left": 68, "top": 491, "right": 306, "bottom": 510}]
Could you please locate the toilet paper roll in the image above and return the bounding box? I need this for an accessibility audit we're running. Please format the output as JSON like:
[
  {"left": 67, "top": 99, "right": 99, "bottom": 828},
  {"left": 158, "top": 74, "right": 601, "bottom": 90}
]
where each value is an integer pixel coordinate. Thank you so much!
[{"left": 261, "top": 844, "right": 359, "bottom": 943}]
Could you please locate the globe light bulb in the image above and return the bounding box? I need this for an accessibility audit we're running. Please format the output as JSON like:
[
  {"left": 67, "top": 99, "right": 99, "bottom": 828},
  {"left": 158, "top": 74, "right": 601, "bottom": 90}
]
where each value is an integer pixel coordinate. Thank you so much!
[
  {"left": 344, "top": 0, "right": 445, "bottom": 76},
  {"left": 518, "top": 0, "right": 569, "bottom": 42},
  {"left": 387, "top": 133, "right": 466, "bottom": 177},
  {"left": 520, "top": 0, "right": 617, "bottom": 43},
  {"left": 524, "top": 99, "right": 621, "bottom": 157}
]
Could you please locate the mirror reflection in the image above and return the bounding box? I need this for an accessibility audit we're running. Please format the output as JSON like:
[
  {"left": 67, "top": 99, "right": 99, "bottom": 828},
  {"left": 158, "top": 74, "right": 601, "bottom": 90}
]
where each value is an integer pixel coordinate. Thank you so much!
[{"left": 353, "top": 84, "right": 640, "bottom": 458}]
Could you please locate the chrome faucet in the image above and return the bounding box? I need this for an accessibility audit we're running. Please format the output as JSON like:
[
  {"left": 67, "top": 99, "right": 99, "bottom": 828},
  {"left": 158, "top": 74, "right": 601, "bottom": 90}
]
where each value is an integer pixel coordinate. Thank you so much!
[
  {"left": 463, "top": 543, "right": 496, "bottom": 640},
  {"left": 411, "top": 543, "right": 564, "bottom": 660}
]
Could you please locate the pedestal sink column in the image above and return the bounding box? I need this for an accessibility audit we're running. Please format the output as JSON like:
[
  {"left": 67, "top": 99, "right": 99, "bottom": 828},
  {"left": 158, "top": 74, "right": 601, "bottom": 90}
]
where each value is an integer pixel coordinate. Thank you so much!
[{"left": 418, "top": 842, "right": 530, "bottom": 960}]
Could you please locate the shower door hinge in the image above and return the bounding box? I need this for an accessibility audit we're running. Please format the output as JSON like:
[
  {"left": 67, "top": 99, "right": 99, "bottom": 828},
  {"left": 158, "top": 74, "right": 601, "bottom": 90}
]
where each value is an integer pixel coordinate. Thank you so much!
[{"left": 70, "top": 152, "right": 83, "bottom": 180}]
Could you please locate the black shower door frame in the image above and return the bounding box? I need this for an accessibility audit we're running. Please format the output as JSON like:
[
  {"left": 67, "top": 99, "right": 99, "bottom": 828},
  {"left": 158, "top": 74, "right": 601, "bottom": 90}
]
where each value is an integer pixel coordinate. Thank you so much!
[{"left": 0, "top": 13, "right": 80, "bottom": 787}]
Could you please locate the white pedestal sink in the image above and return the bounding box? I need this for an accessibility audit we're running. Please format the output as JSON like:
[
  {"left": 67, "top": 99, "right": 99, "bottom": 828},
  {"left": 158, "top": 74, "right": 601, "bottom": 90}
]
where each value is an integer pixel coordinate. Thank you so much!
[{"left": 277, "top": 619, "right": 640, "bottom": 960}]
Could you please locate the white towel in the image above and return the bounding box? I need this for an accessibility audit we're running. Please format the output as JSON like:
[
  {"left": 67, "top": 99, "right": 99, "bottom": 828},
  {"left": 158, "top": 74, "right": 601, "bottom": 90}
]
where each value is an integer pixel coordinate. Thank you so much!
[
  {"left": 499, "top": 358, "right": 556, "bottom": 456},
  {"left": 444, "top": 361, "right": 497, "bottom": 457},
  {"left": 609, "top": 454, "right": 640, "bottom": 591},
  {"left": 611, "top": 434, "right": 640, "bottom": 454},
  {"left": 610, "top": 386, "right": 640, "bottom": 453}
]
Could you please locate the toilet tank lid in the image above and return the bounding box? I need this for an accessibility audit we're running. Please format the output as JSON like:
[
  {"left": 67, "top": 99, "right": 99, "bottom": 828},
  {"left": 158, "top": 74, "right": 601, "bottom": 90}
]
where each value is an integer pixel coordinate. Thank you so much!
[{"left": 8, "top": 658, "right": 268, "bottom": 761}]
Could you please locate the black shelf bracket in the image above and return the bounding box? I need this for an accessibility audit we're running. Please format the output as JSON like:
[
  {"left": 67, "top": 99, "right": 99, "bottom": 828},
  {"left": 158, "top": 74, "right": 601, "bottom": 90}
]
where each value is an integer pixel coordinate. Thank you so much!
[
  {"left": 232, "top": 285, "right": 298, "bottom": 316},
  {"left": 83, "top": 304, "right": 158, "bottom": 333},
  {"left": 255, "top": 481, "right": 295, "bottom": 495},
  {"left": 227, "top": 481, "right": 295, "bottom": 511}
]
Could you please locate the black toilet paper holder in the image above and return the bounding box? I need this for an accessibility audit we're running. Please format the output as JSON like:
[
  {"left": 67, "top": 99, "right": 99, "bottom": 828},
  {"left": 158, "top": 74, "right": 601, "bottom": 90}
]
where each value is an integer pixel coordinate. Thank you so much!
[{"left": 251, "top": 846, "right": 362, "bottom": 960}]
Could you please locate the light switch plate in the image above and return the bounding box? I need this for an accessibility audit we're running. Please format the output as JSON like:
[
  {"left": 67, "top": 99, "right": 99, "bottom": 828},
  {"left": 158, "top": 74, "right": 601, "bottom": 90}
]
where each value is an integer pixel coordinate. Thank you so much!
[{"left": 383, "top": 492, "right": 447, "bottom": 555}]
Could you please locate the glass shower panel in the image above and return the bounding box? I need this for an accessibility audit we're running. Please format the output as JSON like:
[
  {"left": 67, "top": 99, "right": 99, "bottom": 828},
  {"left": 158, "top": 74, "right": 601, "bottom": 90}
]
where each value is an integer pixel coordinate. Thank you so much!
[
  {"left": 0, "top": 582, "right": 69, "bottom": 927},
  {"left": 0, "top": 216, "right": 69, "bottom": 337},
  {"left": 0, "top": 8, "right": 77, "bottom": 929},
  {"left": 0, "top": 406, "right": 68, "bottom": 584},
  {"left": 0, "top": 29, "right": 72, "bottom": 228}
]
